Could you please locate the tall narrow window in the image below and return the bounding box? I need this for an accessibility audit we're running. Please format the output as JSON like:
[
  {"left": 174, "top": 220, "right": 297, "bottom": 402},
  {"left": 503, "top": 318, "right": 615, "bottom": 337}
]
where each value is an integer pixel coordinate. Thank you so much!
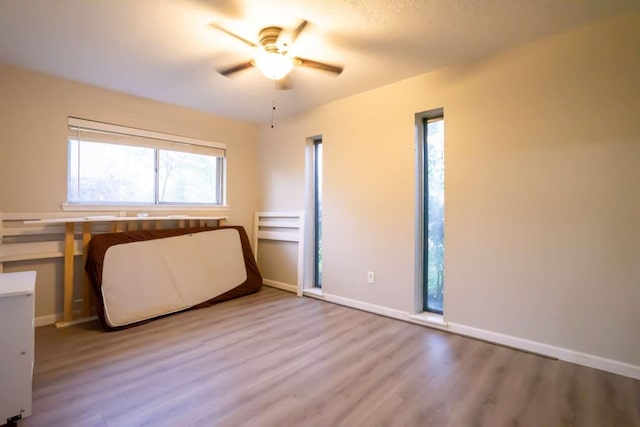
[
  {"left": 313, "top": 138, "right": 323, "bottom": 288},
  {"left": 424, "top": 115, "right": 444, "bottom": 313}
]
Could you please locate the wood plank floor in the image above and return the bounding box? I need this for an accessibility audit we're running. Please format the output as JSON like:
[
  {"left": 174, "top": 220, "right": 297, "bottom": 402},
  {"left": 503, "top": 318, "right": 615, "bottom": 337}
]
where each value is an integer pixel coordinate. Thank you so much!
[{"left": 23, "top": 287, "right": 639, "bottom": 427}]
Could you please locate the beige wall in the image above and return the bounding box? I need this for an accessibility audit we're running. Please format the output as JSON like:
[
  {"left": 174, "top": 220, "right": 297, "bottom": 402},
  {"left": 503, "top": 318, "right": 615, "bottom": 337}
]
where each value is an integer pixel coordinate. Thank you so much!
[
  {"left": 256, "top": 240, "right": 299, "bottom": 286},
  {"left": 257, "top": 13, "right": 640, "bottom": 366},
  {"left": 0, "top": 64, "right": 259, "bottom": 318}
]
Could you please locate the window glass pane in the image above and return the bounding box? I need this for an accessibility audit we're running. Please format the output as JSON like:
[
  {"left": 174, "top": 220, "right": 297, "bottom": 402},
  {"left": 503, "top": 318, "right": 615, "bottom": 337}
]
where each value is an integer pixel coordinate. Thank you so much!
[
  {"left": 158, "top": 150, "right": 219, "bottom": 204},
  {"left": 68, "top": 139, "right": 155, "bottom": 203},
  {"left": 426, "top": 117, "right": 444, "bottom": 313},
  {"left": 314, "top": 140, "right": 323, "bottom": 288}
]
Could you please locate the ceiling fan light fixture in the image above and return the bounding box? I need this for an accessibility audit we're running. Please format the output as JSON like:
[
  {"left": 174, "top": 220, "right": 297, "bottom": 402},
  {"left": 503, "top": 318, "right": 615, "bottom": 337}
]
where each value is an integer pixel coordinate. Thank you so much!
[{"left": 254, "top": 50, "right": 294, "bottom": 80}]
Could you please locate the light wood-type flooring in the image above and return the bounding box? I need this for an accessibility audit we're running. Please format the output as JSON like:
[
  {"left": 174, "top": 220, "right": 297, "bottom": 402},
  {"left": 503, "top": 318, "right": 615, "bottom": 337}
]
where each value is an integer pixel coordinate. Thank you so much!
[{"left": 22, "top": 287, "right": 639, "bottom": 427}]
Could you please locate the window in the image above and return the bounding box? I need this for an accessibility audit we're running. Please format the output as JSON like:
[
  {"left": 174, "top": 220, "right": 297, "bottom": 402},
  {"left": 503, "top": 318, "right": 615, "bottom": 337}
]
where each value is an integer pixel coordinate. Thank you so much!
[
  {"left": 423, "top": 114, "right": 444, "bottom": 314},
  {"left": 67, "top": 118, "right": 225, "bottom": 206},
  {"left": 313, "top": 138, "right": 323, "bottom": 288}
]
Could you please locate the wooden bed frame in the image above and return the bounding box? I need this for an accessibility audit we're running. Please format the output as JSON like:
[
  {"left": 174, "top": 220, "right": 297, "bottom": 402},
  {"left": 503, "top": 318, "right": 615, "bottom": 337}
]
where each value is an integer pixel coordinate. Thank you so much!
[{"left": 0, "top": 212, "right": 227, "bottom": 327}]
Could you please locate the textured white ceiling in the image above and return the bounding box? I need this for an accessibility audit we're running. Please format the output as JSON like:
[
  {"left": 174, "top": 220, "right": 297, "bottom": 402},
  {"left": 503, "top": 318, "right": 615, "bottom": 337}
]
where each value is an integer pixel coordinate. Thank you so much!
[{"left": 0, "top": 0, "right": 637, "bottom": 123}]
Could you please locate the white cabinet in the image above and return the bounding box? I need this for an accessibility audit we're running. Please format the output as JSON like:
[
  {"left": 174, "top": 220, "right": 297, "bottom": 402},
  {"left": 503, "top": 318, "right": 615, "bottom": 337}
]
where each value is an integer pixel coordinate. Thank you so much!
[{"left": 0, "top": 271, "right": 35, "bottom": 424}]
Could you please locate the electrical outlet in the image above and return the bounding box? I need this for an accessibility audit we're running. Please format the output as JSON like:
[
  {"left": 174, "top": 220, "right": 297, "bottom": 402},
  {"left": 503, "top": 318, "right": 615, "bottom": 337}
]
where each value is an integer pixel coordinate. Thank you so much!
[{"left": 367, "top": 271, "right": 375, "bottom": 284}]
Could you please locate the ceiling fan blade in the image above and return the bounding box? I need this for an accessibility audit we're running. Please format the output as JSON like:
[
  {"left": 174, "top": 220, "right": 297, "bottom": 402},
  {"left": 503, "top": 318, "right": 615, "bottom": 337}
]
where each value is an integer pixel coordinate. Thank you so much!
[
  {"left": 294, "top": 57, "right": 343, "bottom": 75},
  {"left": 209, "top": 23, "right": 257, "bottom": 48},
  {"left": 276, "top": 20, "right": 307, "bottom": 50},
  {"left": 290, "top": 19, "right": 308, "bottom": 44},
  {"left": 276, "top": 74, "right": 294, "bottom": 90},
  {"left": 219, "top": 60, "right": 255, "bottom": 76},
  {"left": 188, "top": 1, "right": 243, "bottom": 19}
]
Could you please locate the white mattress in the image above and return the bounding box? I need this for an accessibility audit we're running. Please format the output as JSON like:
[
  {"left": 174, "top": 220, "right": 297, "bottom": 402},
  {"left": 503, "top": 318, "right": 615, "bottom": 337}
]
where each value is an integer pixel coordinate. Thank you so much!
[{"left": 101, "top": 228, "right": 247, "bottom": 327}]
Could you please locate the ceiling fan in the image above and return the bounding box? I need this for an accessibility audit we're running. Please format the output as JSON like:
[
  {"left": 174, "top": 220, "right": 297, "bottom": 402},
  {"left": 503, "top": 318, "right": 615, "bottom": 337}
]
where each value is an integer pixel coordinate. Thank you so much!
[{"left": 211, "top": 20, "right": 344, "bottom": 85}]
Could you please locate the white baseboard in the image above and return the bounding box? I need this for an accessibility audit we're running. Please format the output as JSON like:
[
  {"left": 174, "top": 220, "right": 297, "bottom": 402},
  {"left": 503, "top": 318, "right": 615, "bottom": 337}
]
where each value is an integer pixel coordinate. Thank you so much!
[
  {"left": 263, "top": 279, "right": 297, "bottom": 294},
  {"left": 310, "top": 291, "right": 410, "bottom": 321},
  {"left": 35, "top": 312, "right": 98, "bottom": 328},
  {"left": 35, "top": 313, "right": 59, "bottom": 327},
  {"left": 302, "top": 290, "right": 640, "bottom": 380},
  {"left": 447, "top": 322, "right": 640, "bottom": 380},
  {"left": 306, "top": 290, "right": 449, "bottom": 331}
]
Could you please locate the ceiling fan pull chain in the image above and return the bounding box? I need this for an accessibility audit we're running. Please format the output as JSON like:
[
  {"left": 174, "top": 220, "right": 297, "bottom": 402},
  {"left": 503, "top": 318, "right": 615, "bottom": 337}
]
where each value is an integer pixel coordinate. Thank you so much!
[{"left": 271, "top": 78, "right": 276, "bottom": 128}]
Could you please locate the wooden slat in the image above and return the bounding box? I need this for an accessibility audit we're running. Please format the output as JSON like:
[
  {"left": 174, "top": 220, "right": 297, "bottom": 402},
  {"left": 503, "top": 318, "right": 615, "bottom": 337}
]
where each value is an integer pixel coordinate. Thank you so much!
[
  {"left": 62, "top": 222, "right": 75, "bottom": 323},
  {"left": 0, "top": 251, "right": 82, "bottom": 263},
  {"left": 2, "top": 223, "right": 123, "bottom": 236},
  {"left": 254, "top": 211, "right": 302, "bottom": 218},
  {"left": 23, "top": 215, "right": 228, "bottom": 224},
  {"left": 0, "top": 240, "right": 82, "bottom": 259},
  {"left": 257, "top": 221, "right": 300, "bottom": 228},
  {"left": 0, "top": 225, "right": 66, "bottom": 236},
  {"left": 81, "top": 223, "right": 92, "bottom": 318},
  {"left": 2, "top": 211, "right": 113, "bottom": 221},
  {"left": 256, "top": 230, "right": 300, "bottom": 242},
  {"left": 296, "top": 212, "right": 306, "bottom": 296}
]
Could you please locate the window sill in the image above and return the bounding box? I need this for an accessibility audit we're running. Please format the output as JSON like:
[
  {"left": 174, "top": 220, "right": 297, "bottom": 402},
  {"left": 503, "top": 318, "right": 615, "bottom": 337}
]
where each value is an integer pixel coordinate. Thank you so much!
[
  {"left": 409, "top": 312, "right": 447, "bottom": 327},
  {"left": 62, "top": 203, "right": 230, "bottom": 212}
]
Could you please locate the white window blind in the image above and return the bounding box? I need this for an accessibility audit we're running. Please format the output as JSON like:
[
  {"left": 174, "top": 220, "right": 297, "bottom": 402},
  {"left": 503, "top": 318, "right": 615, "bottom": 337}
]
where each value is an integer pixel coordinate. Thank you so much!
[{"left": 67, "top": 117, "right": 226, "bottom": 206}]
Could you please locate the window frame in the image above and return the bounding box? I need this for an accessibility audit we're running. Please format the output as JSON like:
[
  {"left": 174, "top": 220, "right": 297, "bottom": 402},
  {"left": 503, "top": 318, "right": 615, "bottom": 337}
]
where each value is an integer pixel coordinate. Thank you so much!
[
  {"left": 64, "top": 117, "right": 228, "bottom": 211},
  {"left": 414, "top": 108, "right": 445, "bottom": 319},
  {"left": 423, "top": 114, "right": 445, "bottom": 315},
  {"left": 313, "top": 137, "right": 323, "bottom": 288}
]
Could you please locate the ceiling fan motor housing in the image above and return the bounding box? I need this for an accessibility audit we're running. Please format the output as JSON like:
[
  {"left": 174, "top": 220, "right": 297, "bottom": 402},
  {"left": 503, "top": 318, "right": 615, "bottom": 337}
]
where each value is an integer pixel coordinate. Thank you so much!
[{"left": 259, "top": 26, "right": 284, "bottom": 53}]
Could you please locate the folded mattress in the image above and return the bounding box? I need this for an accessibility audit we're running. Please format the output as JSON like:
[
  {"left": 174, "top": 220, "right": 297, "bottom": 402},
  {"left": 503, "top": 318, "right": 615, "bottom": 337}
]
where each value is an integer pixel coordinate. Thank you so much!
[{"left": 85, "top": 226, "right": 262, "bottom": 330}]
